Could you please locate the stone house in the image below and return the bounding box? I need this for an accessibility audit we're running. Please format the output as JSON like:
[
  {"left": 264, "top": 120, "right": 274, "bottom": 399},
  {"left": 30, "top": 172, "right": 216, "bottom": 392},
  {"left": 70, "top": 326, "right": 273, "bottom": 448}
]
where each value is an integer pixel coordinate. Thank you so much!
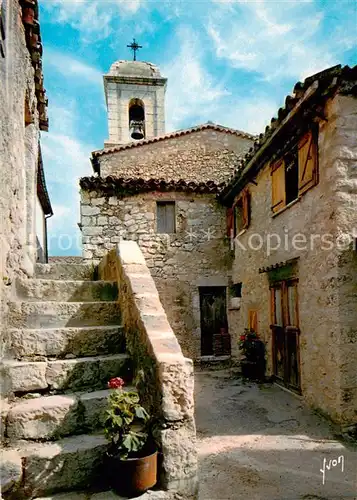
[
  {"left": 220, "top": 64, "right": 357, "bottom": 432},
  {"left": 0, "top": 0, "right": 51, "bottom": 345},
  {"left": 80, "top": 59, "right": 255, "bottom": 361}
]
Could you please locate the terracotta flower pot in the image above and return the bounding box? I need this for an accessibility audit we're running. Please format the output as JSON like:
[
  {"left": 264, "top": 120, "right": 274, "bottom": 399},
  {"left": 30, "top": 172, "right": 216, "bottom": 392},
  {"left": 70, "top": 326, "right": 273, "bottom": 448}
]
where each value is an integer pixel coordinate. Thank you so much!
[{"left": 108, "top": 449, "right": 158, "bottom": 498}]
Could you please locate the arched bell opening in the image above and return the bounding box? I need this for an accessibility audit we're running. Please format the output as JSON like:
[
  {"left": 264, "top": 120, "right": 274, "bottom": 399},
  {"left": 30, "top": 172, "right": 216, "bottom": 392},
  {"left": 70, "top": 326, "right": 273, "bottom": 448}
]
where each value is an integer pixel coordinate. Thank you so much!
[{"left": 129, "top": 98, "right": 145, "bottom": 140}]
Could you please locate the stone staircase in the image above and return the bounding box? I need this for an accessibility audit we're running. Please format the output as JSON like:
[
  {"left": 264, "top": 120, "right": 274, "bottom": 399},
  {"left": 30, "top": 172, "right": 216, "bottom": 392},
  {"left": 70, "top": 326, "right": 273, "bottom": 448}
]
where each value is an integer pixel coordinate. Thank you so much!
[{"left": 2, "top": 262, "right": 134, "bottom": 499}]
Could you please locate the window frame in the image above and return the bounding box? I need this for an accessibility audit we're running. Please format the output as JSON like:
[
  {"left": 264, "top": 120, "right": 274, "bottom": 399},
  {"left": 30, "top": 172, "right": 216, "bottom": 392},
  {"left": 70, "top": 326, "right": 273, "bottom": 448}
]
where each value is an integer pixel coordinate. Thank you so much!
[
  {"left": 156, "top": 201, "right": 176, "bottom": 234},
  {"left": 270, "top": 278, "right": 299, "bottom": 330}
]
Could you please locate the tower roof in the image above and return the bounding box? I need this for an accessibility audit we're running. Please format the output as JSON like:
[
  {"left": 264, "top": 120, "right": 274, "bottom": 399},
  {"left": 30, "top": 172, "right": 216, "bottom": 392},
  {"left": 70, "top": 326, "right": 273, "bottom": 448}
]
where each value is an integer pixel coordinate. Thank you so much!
[{"left": 108, "top": 60, "right": 162, "bottom": 78}]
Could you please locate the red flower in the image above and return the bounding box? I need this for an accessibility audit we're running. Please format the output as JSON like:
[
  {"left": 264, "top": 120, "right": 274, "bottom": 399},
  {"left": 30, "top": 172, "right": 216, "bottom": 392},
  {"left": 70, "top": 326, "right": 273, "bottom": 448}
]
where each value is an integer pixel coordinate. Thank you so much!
[
  {"left": 240, "top": 335, "right": 246, "bottom": 341},
  {"left": 108, "top": 377, "right": 125, "bottom": 389}
]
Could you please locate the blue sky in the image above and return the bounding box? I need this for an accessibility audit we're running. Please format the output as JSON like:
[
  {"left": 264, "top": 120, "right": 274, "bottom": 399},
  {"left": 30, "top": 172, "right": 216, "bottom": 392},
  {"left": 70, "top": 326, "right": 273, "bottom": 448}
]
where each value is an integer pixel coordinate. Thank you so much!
[{"left": 39, "top": 0, "right": 357, "bottom": 256}]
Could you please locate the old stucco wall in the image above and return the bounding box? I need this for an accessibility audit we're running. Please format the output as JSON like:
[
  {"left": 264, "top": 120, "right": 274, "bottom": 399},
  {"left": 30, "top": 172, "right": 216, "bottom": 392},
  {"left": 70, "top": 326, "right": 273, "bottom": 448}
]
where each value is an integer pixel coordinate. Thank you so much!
[
  {"left": 96, "top": 129, "right": 253, "bottom": 183},
  {"left": 0, "top": 1, "right": 40, "bottom": 361},
  {"left": 328, "top": 94, "right": 357, "bottom": 428},
  {"left": 80, "top": 190, "right": 232, "bottom": 359},
  {"left": 229, "top": 92, "right": 357, "bottom": 428}
]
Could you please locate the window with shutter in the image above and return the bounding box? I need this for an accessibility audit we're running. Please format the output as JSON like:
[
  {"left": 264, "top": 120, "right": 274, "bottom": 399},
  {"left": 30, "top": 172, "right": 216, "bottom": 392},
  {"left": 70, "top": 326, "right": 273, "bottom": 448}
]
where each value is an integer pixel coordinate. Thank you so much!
[
  {"left": 226, "top": 207, "right": 233, "bottom": 238},
  {"left": 271, "top": 159, "right": 286, "bottom": 213},
  {"left": 233, "top": 188, "right": 250, "bottom": 235},
  {"left": 298, "top": 130, "right": 318, "bottom": 195},
  {"left": 271, "top": 129, "right": 319, "bottom": 215},
  {"left": 157, "top": 201, "right": 175, "bottom": 233}
]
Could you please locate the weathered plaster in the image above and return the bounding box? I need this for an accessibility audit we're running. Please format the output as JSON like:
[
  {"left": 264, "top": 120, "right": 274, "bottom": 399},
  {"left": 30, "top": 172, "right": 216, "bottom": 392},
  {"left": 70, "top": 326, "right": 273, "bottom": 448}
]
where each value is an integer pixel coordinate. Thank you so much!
[{"left": 0, "top": 0, "right": 41, "bottom": 379}]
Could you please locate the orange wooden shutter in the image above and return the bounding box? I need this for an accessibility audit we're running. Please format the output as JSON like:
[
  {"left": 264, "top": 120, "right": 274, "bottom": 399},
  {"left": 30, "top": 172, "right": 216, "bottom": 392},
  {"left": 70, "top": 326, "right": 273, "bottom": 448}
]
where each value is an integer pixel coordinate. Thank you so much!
[
  {"left": 271, "top": 160, "right": 286, "bottom": 213},
  {"left": 298, "top": 131, "right": 318, "bottom": 195},
  {"left": 226, "top": 207, "right": 233, "bottom": 238},
  {"left": 248, "top": 309, "right": 258, "bottom": 332},
  {"left": 242, "top": 188, "right": 250, "bottom": 229}
]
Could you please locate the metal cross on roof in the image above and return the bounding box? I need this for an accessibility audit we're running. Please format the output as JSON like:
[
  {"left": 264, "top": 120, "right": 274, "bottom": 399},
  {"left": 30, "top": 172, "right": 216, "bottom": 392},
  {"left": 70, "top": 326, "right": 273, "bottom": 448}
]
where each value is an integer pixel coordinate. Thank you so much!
[{"left": 127, "top": 38, "right": 142, "bottom": 61}]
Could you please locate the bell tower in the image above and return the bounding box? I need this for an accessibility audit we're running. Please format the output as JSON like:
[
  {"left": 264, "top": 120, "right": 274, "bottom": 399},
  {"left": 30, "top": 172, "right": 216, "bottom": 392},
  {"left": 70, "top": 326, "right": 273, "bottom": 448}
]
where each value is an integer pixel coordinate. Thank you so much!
[{"left": 103, "top": 41, "right": 167, "bottom": 147}]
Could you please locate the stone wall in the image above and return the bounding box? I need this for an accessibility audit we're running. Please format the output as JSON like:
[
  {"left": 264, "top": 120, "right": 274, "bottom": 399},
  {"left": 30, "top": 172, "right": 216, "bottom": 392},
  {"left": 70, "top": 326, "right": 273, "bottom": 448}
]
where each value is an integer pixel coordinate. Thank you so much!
[
  {"left": 0, "top": 1, "right": 41, "bottom": 363},
  {"left": 228, "top": 91, "right": 357, "bottom": 429},
  {"left": 99, "top": 242, "right": 197, "bottom": 495},
  {"left": 81, "top": 190, "right": 233, "bottom": 359},
  {"left": 327, "top": 94, "right": 357, "bottom": 429},
  {"left": 96, "top": 128, "right": 253, "bottom": 182}
]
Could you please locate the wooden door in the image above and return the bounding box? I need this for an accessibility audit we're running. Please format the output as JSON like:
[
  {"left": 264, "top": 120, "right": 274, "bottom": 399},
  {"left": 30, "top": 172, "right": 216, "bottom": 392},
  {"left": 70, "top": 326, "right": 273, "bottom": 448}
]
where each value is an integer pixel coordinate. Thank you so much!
[
  {"left": 199, "top": 287, "right": 228, "bottom": 356},
  {"left": 270, "top": 280, "right": 300, "bottom": 392}
]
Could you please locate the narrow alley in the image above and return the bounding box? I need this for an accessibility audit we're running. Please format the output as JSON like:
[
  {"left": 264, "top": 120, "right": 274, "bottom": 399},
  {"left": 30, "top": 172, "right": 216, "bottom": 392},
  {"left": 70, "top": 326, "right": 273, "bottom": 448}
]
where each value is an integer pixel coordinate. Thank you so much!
[{"left": 195, "top": 369, "right": 357, "bottom": 500}]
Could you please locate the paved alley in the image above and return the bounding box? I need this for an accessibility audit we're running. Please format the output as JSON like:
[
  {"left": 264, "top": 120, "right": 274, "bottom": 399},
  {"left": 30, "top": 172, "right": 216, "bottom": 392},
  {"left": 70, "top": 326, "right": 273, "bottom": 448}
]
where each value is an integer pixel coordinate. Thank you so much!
[{"left": 195, "top": 369, "right": 357, "bottom": 500}]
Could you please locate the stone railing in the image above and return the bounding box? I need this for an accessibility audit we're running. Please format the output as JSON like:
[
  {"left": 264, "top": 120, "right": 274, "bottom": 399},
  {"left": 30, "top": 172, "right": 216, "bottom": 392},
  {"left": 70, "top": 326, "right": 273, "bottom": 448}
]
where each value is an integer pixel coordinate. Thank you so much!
[{"left": 98, "top": 241, "right": 198, "bottom": 496}]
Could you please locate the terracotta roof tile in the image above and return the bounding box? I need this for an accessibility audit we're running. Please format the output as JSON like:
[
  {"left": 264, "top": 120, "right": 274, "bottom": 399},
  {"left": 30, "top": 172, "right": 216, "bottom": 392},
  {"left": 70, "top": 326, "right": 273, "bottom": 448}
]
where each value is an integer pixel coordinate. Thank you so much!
[
  {"left": 80, "top": 176, "right": 226, "bottom": 196},
  {"left": 20, "top": 0, "right": 48, "bottom": 131}
]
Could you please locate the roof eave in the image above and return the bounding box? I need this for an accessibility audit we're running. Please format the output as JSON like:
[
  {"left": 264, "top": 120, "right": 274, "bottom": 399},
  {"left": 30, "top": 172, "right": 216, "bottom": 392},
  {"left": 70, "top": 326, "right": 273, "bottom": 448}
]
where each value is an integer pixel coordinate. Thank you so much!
[{"left": 219, "top": 80, "right": 321, "bottom": 204}]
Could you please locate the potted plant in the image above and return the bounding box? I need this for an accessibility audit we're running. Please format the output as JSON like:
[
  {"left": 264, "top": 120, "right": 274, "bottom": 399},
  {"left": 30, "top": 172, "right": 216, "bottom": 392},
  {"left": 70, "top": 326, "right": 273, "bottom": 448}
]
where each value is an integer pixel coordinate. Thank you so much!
[
  {"left": 104, "top": 377, "right": 158, "bottom": 497},
  {"left": 239, "top": 328, "right": 265, "bottom": 380}
]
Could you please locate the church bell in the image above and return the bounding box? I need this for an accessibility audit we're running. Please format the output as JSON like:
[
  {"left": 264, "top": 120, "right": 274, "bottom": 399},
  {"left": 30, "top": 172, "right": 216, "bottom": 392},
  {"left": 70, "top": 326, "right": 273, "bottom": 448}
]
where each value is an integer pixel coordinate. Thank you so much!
[{"left": 130, "top": 120, "right": 145, "bottom": 140}]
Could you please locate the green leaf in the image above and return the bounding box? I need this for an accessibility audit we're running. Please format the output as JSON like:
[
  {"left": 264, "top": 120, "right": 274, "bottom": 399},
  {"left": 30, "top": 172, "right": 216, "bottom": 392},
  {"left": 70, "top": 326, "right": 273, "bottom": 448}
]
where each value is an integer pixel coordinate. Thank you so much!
[{"left": 135, "top": 406, "right": 149, "bottom": 421}]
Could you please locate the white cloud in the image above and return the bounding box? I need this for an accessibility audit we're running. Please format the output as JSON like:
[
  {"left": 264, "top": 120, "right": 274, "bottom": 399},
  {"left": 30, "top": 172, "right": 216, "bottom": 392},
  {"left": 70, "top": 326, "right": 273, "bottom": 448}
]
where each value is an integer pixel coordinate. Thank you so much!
[
  {"left": 44, "top": 51, "right": 103, "bottom": 86},
  {"left": 162, "top": 27, "right": 230, "bottom": 132},
  {"left": 207, "top": 0, "right": 344, "bottom": 82},
  {"left": 41, "top": 99, "right": 95, "bottom": 255},
  {"left": 160, "top": 25, "right": 277, "bottom": 135},
  {"left": 44, "top": 0, "right": 144, "bottom": 41}
]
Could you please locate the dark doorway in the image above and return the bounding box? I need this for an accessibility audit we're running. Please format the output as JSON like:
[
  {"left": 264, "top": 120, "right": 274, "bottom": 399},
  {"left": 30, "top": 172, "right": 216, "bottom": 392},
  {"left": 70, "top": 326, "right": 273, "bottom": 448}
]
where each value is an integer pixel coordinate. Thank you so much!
[{"left": 199, "top": 286, "right": 228, "bottom": 356}]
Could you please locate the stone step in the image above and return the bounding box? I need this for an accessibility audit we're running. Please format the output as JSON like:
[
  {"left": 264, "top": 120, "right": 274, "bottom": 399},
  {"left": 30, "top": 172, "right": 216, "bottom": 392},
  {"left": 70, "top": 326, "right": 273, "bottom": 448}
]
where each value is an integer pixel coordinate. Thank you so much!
[
  {"left": 15, "top": 279, "right": 118, "bottom": 303},
  {"left": 7, "top": 433, "right": 108, "bottom": 498},
  {"left": 3, "top": 354, "right": 132, "bottom": 393},
  {"left": 35, "top": 263, "right": 97, "bottom": 281},
  {"left": 6, "top": 387, "right": 136, "bottom": 440},
  {"left": 8, "top": 325, "right": 125, "bottom": 359},
  {"left": 33, "top": 490, "right": 173, "bottom": 499},
  {"left": 9, "top": 301, "right": 121, "bottom": 329}
]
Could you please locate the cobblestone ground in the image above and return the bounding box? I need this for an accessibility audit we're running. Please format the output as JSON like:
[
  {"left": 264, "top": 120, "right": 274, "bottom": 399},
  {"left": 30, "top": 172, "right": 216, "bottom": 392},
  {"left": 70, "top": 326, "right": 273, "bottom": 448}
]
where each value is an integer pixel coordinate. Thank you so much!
[{"left": 195, "top": 369, "right": 357, "bottom": 500}]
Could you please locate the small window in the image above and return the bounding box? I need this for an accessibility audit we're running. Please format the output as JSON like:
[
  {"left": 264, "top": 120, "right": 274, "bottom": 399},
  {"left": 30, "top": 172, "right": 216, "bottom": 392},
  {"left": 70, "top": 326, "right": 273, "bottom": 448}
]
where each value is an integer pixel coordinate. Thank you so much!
[
  {"left": 157, "top": 201, "right": 175, "bottom": 233},
  {"left": 229, "top": 282, "right": 242, "bottom": 298}
]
